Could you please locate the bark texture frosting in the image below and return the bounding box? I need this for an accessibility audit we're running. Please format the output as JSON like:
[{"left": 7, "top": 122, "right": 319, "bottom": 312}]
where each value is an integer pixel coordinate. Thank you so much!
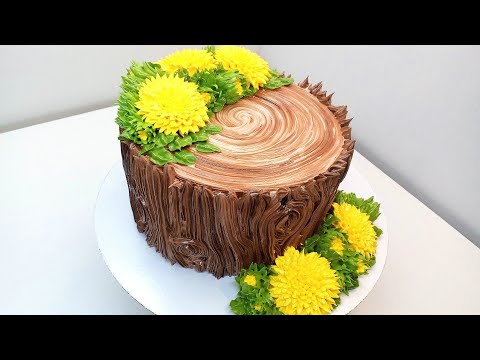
[{"left": 121, "top": 78, "right": 355, "bottom": 278}]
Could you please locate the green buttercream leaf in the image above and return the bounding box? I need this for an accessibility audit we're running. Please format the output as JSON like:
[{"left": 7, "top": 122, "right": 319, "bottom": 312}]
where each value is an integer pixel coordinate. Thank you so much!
[
  {"left": 190, "top": 129, "right": 209, "bottom": 142},
  {"left": 139, "top": 143, "right": 156, "bottom": 155},
  {"left": 203, "top": 45, "right": 216, "bottom": 54},
  {"left": 374, "top": 226, "right": 383, "bottom": 238},
  {"left": 263, "top": 69, "right": 294, "bottom": 90},
  {"left": 118, "top": 130, "right": 134, "bottom": 142},
  {"left": 229, "top": 298, "right": 246, "bottom": 315},
  {"left": 173, "top": 150, "right": 196, "bottom": 166},
  {"left": 148, "top": 148, "right": 174, "bottom": 166},
  {"left": 195, "top": 142, "right": 221, "bottom": 153},
  {"left": 204, "top": 125, "right": 222, "bottom": 134},
  {"left": 168, "top": 135, "right": 193, "bottom": 151},
  {"left": 230, "top": 263, "right": 282, "bottom": 315},
  {"left": 154, "top": 133, "right": 176, "bottom": 147}
]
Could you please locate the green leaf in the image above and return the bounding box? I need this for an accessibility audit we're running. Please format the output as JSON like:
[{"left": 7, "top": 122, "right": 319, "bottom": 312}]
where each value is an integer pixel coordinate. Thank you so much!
[
  {"left": 204, "top": 125, "right": 222, "bottom": 134},
  {"left": 148, "top": 148, "right": 174, "bottom": 166},
  {"left": 212, "top": 104, "right": 224, "bottom": 112},
  {"left": 168, "top": 135, "right": 193, "bottom": 151},
  {"left": 154, "top": 133, "right": 175, "bottom": 147},
  {"left": 195, "top": 142, "right": 221, "bottom": 153},
  {"left": 229, "top": 298, "right": 246, "bottom": 315},
  {"left": 168, "top": 142, "right": 180, "bottom": 151},
  {"left": 190, "top": 129, "right": 209, "bottom": 142},
  {"left": 203, "top": 45, "right": 216, "bottom": 54},
  {"left": 173, "top": 150, "right": 196, "bottom": 166},
  {"left": 118, "top": 130, "right": 133, "bottom": 141},
  {"left": 198, "top": 86, "right": 213, "bottom": 93},
  {"left": 229, "top": 263, "right": 282, "bottom": 315},
  {"left": 178, "top": 135, "right": 193, "bottom": 147},
  {"left": 263, "top": 71, "right": 294, "bottom": 90},
  {"left": 139, "top": 143, "right": 156, "bottom": 155}
]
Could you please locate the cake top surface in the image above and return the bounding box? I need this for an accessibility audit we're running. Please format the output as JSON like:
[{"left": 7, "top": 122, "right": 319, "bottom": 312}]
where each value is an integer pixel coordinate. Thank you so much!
[
  {"left": 116, "top": 46, "right": 351, "bottom": 192},
  {"left": 171, "top": 84, "right": 344, "bottom": 191}
]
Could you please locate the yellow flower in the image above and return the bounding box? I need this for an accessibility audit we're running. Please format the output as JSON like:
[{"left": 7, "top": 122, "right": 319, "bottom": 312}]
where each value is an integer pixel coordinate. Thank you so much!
[
  {"left": 136, "top": 74, "right": 209, "bottom": 135},
  {"left": 269, "top": 247, "right": 340, "bottom": 315},
  {"left": 254, "top": 305, "right": 262, "bottom": 311},
  {"left": 201, "top": 92, "right": 211, "bottom": 104},
  {"left": 244, "top": 274, "right": 256, "bottom": 287},
  {"left": 330, "top": 238, "right": 344, "bottom": 255},
  {"left": 157, "top": 49, "right": 216, "bottom": 76},
  {"left": 234, "top": 79, "right": 243, "bottom": 95},
  {"left": 138, "top": 130, "right": 147, "bottom": 141},
  {"left": 214, "top": 46, "right": 271, "bottom": 90},
  {"left": 357, "top": 260, "right": 367, "bottom": 274},
  {"left": 333, "top": 203, "right": 377, "bottom": 259}
]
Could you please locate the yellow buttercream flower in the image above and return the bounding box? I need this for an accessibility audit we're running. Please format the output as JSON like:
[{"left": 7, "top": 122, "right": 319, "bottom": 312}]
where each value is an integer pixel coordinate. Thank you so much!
[
  {"left": 254, "top": 305, "right": 262, "bottom": 311},
  {"left": 214, "top": 46, "right": 271, "bottom": 90},
  {"left": 244, "top": 274, "right": 257, "bottom": 287},
  {"left": 136, "top": 74, "right": 209, "bottom": 135},
  {"left": 138, "top": 130, "right": 147, "bottom": 141},
  {"left": 333, "top": 203, "right": 377, "bottom": 259},
  {"left": 269, "top": 247, "right": 340, "bottom": 315},
  {"left": 357, "top": 260, "right": 367, "bottom": 274},
  {"left": 330, "top": 238, "right": 344, "bottom": 255},
  {"left": 201, "top": 92, "right": 211, "bottom": 104},
  {"left": 157, "top": 49, "right": 216, "bottom": 76}
]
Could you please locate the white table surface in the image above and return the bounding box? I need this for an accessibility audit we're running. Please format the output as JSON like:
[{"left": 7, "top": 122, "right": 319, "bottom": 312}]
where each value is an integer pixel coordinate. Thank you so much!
[{"left": 1, "top": 106, "right": 479, "bottom": 315}]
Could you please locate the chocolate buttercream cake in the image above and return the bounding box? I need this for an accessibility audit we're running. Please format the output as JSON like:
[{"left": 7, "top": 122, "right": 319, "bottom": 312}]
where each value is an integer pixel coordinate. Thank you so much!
[{"left": 121, "top": 78, "right": 354, "bottom": 278}]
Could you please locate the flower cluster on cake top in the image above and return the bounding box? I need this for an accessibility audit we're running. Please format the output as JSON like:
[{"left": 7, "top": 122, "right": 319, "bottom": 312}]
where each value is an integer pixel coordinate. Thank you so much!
[
  {"left": 116, "top": 46, "right": 294, "bottom": 166},
  {"left": 230, "top": 191, "right": 383, "bottom": 315}
]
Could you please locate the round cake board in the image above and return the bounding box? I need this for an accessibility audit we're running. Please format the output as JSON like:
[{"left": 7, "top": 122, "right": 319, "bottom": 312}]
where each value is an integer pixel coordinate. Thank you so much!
[{"left": 95, "top": 161, "right": 388, "bottom": 315}]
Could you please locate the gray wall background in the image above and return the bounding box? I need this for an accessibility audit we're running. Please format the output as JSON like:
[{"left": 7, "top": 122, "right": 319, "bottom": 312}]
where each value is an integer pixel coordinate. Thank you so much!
[{"left": 0, "top": 45, "right": 478, "bottom": 247}]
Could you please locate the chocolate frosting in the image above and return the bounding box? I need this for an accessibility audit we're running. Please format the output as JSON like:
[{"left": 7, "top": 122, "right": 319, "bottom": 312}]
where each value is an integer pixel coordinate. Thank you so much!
[{"left": 121, "top": 78, "right": 355, "bottom": 278}]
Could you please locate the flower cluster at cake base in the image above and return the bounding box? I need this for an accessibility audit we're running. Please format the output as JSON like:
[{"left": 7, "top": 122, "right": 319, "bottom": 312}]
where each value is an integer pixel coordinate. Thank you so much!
[
  {"left": 230, "top": 190, "right": 383, "bottom": 315},
  {"left": 115, "top": 46, "right": 294, "bottom": 166}
]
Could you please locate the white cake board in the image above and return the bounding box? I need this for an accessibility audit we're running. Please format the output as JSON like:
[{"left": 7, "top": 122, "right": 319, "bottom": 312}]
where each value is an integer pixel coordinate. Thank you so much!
[{"left": 95, "top": 161, "right": 388, "bottom": 315}]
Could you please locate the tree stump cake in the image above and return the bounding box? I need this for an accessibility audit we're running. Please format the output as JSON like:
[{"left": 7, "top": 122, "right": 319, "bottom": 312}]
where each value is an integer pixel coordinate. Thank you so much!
[{"left": 121, "top": 79, "right": 354, "bottom": 278}]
